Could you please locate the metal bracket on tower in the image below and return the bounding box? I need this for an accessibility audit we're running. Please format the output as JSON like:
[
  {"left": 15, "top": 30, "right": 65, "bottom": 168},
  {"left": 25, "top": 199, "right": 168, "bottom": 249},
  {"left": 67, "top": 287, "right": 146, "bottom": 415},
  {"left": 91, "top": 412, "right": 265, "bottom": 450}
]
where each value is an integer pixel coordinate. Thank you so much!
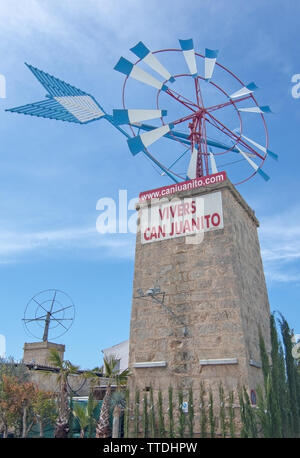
[{"left": 134, "top": 285, "right": 188, "bottom": 336}]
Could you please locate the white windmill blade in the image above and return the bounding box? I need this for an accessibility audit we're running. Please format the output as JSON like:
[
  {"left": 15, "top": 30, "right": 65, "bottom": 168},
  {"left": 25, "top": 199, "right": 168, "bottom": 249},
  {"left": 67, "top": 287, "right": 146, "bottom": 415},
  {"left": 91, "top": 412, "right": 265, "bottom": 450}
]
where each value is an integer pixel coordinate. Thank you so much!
[
  {"left": 241, "top": 134, "right": 278, "bottom": 160},
  {"left": 209, "top": 151, "right": 218, "bottom": 174},
  {"left": 54, "top": 95, "right": 105, "bottom": 123},
  {"left": 114, "top": 57, "right": 168, "bottom": 91},
  {"left": 230, "top": 132, "right": 262, "bottom": 158},
  {"left": 236, "top": 145, "right": 270, "bottom": 181},
  {"left": 186, "top": 148, "right": 198, "bottom": 179},
  {"left": 127, "top": 123, "right": 174, "bottom": 156},
  {"left": 130, "top": 41, "right": 175, "bottom": 83},
  {"left": 113, "top": 109, "right": 167, "bottom": 125},
  {"left": 238, "top": 105, "right": 272, "bottom": 114},
  {"left": 244, "top": 152, "right": 257, "bottom": 158},
  {"left": 179, "top": 39, "right": 198, "bottom": 77},
  {"left": 229, "top": 82, "right": 258, "bottom": 99},
  {"left": 205, "top": 48, "right": 219, "bottom": 81}
]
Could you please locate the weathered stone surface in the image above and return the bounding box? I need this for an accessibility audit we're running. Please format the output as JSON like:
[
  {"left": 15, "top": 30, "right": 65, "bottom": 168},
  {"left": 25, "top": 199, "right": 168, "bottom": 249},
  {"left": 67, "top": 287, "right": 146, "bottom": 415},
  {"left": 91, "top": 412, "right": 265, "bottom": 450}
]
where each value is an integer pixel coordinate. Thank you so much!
[
  {"left": 23, "top": 341, "right": 65, "bottom": 366},
  {"left": 128, "top": 179, "right": 271, "bottom": 435}
]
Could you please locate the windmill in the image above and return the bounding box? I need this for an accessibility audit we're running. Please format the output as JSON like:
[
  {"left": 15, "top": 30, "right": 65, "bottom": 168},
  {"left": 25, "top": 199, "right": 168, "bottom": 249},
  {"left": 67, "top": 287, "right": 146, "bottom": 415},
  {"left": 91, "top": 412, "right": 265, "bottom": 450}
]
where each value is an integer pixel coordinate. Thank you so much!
[
  {"left": 8, "top": 41, "right": 279, "bottom": 426},
  {"left": 22, "top": 289, "right": 75, "bottom": 366},
  {"left": 6, "top": 39, "right": 278, "bottom": 185}
]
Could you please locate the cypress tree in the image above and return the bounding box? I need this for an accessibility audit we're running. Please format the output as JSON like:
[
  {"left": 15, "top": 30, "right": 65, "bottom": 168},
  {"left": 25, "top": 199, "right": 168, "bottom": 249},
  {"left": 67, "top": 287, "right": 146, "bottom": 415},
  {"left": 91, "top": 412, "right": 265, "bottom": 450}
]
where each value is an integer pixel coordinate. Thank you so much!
[
  {"left": 228, "top": 391, "right": 235, "bottom": 438},
  {"left": 258, "top": 325, "right": 277, "bottom": 437},
  {"left": 199, "top": 382, "right": 207, "bottom": 438},
  {"left": 243, "top": 387, "right": 257, "bottom": 437},
  {"left": 149, "top": 387, "right": 156, "bottom": 438},
  {"left": 256, "top": 380, "right": 272, "bottom": 437},
  {"left": 168, "top": 386, "right": 174, "bottom": 438},
  {"left": 296, "top": 361, "right": 300, "bottom": 431},
  {"left": 134, "top": 389, "right": 140, "bottom": 438},
  {"left": 279, "top": 313, "right": 300, "bottom": 436},
  {"left": 259, "top": 328, "right": 270, "bottom": 385},
  {"left": 158, "top": 389, "right": 165, "bottom": 438},
  {"left": 142, "top": 393, "right": 149, "bottom": 438},
  {"left": 269, "top": 314, "right": 282, "bottom": 437},
  {"left": 238, "top": 387, "right": 248, "bottom": 438},
  {"left": 208, "top": 389, "right": 215, "bottom": 438},
  {"left": 177, "top": 389, "right": 186, "bottom": 437},
  {"left": 218, "top": 383, "right": 226, "bottom": 438},
  {"left": 187, "top": 386, "right": 194, "bottom": 438},
  {"left": 278, "top": 343, "right": 292, "bottom": 437}
]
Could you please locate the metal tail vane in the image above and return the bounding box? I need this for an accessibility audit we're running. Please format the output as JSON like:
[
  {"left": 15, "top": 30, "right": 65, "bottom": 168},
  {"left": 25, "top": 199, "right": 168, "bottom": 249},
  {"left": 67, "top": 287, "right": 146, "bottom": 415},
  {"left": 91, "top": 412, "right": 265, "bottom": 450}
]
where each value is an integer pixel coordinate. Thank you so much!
[{"left": 6, "top": 39, "right": 278, "bottom": 185}]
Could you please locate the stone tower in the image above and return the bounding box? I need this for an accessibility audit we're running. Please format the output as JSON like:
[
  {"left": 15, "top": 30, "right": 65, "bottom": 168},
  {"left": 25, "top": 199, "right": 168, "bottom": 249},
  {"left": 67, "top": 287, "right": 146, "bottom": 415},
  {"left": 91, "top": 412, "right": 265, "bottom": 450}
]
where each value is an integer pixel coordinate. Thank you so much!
[
  {"left": 128, "top": 176, "right": 271, "bottom": 434},
  {"left": 23, "top": 341, "right": 65, "bottom": 366}
]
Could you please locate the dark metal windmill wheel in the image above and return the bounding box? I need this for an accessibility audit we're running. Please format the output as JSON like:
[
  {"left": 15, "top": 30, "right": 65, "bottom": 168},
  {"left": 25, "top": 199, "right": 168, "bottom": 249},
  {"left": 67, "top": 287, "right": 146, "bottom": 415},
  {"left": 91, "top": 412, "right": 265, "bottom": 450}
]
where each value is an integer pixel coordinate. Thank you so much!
[{"left": 23, "top": 289, "right": 75, "bottom": 342}]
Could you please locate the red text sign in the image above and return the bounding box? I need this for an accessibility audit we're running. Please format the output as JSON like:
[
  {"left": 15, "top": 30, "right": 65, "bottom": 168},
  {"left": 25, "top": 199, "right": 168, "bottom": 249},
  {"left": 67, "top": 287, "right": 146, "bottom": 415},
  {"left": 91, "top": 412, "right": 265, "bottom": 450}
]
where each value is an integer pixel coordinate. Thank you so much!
[
  {"left": 140, "top": 191, "right": 224, "bottom": 244},
  {"left": 139, "top": 171, "right": 226, "bottom": 202}
]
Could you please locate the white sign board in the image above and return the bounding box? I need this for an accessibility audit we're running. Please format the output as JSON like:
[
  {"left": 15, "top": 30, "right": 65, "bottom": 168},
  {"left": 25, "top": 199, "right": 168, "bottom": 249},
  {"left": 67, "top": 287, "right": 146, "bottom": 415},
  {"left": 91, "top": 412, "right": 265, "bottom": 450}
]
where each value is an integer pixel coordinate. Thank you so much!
[
  {"left": 181, "top": 401, "right": 189, "bottom": 413},
  {"left": 140, "top": 191, "right": 224, "bottom": 244}
]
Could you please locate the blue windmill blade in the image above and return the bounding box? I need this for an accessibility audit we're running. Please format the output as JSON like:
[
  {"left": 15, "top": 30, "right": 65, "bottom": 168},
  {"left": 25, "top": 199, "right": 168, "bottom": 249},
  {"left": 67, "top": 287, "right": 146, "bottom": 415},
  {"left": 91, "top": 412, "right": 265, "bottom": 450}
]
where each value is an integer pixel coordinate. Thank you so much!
[
  {"left": 109, "top": 121, "right": 178, "bottom": 182},
  {"left": 127, "top": 124, "right": 174, "bottom": 156},
  {"left": 236, "top": 145, "right": 270, "bottom": 181},
  {"left": 205, "top": 48, "right": 219, "bottom": 81},
  {"left": 241, "top": 134, "right": 278, "bottom": 161},
  {"left": 112, "top": 109, "right": 167, "bottom": 125},
  {"left": 130, "top": 121, "right": 192, "bottom": 147},
  {"left": 130, "top": 41, "right": 175, "bottom": 82},
  {"left": 229, "top": 82, "right": 258, "bottom": 99},
  {"left": 6, "top": 63, "right": 107, "bottom": 124},
  {"left": 179, "top": 39, "right": 197, "bottom": 78},
  {"left": 134, "top": 122, "right": 246, "bottom": 153},
  {"left": 238, "top": 105, "right": 272, "bottom": 114},
  {"left": 114, "top": 57, "right": 168, "bottom": 91}
]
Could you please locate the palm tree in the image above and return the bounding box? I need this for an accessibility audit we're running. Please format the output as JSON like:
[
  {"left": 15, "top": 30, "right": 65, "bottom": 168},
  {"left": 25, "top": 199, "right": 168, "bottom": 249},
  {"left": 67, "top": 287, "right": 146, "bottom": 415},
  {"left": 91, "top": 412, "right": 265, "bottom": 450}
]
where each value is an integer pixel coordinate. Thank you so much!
[
  {"left": 73, "top": 401, "right": 98, "bottom": 438},
  {"left": 48, "top": 349, "right": 79, "bottom": 438},
  {"left": 111, "top": 391, "right": 127, "bottom": 438},
  {"left": 95, "top": 356, "right": 130, "bottom": 438}
]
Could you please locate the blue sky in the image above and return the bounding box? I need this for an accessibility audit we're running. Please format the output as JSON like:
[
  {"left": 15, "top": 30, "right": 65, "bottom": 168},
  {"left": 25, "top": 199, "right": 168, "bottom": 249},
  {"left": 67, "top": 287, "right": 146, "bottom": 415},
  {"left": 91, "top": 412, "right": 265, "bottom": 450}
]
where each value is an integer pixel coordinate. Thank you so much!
[{"left": 0, "top": 0, "right": 299, "bottom": 369}]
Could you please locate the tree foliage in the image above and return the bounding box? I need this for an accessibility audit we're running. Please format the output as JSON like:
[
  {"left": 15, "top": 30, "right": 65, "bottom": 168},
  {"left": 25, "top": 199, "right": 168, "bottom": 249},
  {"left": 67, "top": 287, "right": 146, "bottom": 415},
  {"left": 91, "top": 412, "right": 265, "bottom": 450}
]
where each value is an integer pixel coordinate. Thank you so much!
[{"left": 95, "top": 355, "right": 130, "bottom": 438}]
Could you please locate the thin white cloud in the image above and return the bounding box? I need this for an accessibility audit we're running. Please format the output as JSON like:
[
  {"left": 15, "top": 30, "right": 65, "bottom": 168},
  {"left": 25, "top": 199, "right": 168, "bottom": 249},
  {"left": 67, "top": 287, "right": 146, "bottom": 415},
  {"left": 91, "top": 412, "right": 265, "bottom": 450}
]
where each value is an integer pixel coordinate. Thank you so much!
[
  {"left": 259, "top": 206, "right": 300, "bottom": 283},
  {"left": 264, "top": 270, "right": 300, "bottom": 284},
  {"left": 0, "top": 225, "right": 135, "bottom": 262}
]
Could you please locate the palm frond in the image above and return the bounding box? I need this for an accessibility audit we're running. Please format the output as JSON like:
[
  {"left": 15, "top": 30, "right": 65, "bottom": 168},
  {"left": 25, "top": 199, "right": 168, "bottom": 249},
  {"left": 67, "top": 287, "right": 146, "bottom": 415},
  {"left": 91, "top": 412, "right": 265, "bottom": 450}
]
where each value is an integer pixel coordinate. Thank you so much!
[
  {"left": 73, "top": 404, "right": 89, "bottom": 430},
  {"left": 65, "top": 360, "right": 80, "bottom": 375},
  {"left": 48, "top": 349, "right": 63, "bottom": 369},
  {"left": 115, "top": 368, "right": 131, "bottom": 386},
  {"left": 111, "top": 391, "right": 126, "bottom": 410}
]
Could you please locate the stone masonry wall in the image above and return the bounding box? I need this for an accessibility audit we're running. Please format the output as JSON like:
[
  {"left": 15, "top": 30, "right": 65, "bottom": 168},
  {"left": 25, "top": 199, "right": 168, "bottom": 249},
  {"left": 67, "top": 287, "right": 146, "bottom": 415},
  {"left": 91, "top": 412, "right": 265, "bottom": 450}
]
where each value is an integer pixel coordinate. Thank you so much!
[{"left": 128, "top": 179, "right": 271, "bottom": 435}]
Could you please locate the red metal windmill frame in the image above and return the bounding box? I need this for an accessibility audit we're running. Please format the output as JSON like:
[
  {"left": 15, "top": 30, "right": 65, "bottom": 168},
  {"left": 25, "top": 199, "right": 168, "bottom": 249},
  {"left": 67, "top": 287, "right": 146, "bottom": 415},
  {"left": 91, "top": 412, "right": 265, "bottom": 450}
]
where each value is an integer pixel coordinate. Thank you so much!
[{"left": 122, "top": 48, "right": 269, "bottom": 185}]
